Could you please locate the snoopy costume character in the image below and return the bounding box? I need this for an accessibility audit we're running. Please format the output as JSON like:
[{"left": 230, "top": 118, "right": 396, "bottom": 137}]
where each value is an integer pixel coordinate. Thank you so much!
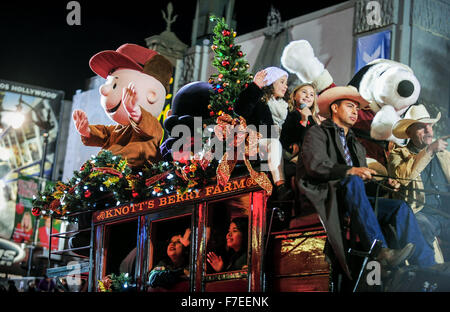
[{"left": 281, "top": 40, "right": 421, "bottom": 166}]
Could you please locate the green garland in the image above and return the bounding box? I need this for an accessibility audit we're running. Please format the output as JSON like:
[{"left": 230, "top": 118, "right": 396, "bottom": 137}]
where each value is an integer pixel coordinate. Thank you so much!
[{"left": 32, "top": 150, "right": 218, "bottom": 219}]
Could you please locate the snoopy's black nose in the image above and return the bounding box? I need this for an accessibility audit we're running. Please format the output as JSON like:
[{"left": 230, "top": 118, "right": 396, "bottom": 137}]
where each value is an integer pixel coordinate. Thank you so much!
[{"left": 397, "top": 80, "right": 414, "bottom": 98}]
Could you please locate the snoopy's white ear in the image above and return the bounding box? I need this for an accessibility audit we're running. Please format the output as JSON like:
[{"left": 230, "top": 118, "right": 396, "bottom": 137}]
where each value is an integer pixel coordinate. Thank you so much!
[{"left": 370, "top": 105, "right": 400, "bottom": 141}]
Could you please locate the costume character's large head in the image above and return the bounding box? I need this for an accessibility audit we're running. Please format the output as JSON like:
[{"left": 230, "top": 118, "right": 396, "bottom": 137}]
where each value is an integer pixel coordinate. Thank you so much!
[
  {"left": 90, "top": 43, "right": 173, "bottom": 124},
  {"left": 160, "top": 81, "right": 212, "bottom": 162},
  {"left": 348, "top": 59, "right": 421, "bottom": 144}
]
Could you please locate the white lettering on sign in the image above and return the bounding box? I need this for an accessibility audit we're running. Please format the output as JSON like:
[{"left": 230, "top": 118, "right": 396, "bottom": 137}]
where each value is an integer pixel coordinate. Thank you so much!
[
  {"left": 17, "top": 179, "right": 39, "bottom": 198},
  {"left": 0, "top": 249, "right": 17, "bottom": 266},
  {"left": 0, "top": 82, "right": 10, "bottom": 91}
]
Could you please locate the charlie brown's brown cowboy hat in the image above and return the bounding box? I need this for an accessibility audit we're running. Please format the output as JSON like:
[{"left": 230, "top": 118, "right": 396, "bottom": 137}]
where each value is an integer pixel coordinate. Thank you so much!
[{"left": 317, "top": 85, "right": 370, "bottom": 118}]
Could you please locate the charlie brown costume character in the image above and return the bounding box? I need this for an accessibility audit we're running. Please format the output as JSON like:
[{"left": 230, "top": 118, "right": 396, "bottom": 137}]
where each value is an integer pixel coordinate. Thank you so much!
[{"left": 72, "top": 43, "right": 173, "bottom": 167}]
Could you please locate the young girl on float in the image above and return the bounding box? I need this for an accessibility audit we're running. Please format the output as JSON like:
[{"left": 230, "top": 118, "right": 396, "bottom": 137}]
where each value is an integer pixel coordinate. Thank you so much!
[
  {"left": 234, "top": 67, "right": 292, "bottom": 201},
  {"left": 280, "top": 82, "right": 324, "bottom": 164}
]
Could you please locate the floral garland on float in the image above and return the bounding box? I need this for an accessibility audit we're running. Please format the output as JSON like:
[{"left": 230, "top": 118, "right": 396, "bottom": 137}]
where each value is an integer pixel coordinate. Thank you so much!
[
  {"left": 31, "top": 150, "right": 217, "bottom": 220},
  {"left": 98, "top": 273, "right": 131, "bottom": 292}
]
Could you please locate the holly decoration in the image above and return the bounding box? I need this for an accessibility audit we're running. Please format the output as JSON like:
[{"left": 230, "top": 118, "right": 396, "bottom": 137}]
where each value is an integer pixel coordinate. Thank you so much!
[
  {"left": 206, "top": 15, "right": 252, "bottom": 125},
  {"left": 32, "top": 150, "right": 218, "bottom": 220}
]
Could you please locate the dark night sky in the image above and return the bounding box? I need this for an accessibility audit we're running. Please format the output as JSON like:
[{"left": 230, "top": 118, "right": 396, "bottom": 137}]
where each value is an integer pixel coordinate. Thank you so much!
[{"left": 0, "top": 0, "right": 347, "bottom": 100}]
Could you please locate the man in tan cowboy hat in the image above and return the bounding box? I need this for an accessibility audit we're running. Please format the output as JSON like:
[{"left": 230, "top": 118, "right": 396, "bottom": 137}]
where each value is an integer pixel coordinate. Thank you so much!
[
  {"left": 388, "top": 104, "right": 450, "bottom": 262},
  {"left": 297, "top": 86, "right": 436, "bottom": 280}
]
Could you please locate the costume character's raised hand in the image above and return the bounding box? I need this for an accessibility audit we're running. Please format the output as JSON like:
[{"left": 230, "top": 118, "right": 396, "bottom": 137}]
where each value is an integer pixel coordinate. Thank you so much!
[
  {"left": 72, "top": 109, "right": 91, "bottom": 137},
  {"left": 122, "top": 82, "right": 142, "bottom": 123}
]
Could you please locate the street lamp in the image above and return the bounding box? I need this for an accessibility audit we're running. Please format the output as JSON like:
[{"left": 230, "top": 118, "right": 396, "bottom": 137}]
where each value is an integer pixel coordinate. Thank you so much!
[
  {"left": 4, "top": 95, "right": 55, "bottom": 276},
  {"left": 17, "top": 97, "right": 53, "bottom": 181}
]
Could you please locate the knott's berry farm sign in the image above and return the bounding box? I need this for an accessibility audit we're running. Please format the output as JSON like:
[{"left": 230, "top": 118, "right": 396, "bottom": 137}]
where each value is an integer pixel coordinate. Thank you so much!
[{"left": 93, "top": 176, "right": 260, "bottom": 223}]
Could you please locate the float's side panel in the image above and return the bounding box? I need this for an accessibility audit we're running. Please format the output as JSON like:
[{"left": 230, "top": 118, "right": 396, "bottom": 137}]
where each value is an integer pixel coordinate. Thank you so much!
[
  {"left": 271, "top": 229, "right": 330, "bottom": 292},
  {"left": 273, "top": 275, "right": 330, "bottom": 292},
  {"left": 136, "top": 215, "right": 148, "bottom": 291},
  {"left": 250, "top": 190, "right": 267, "bottom": 292},
  {"left": 93, "top": 224, "right": 105, "bottom": 292},
  {"left": 195, "top": 201, "right": 207, "bottom": 292},
  {"left": 204, "top": 278, "right": 248, "bottom": 292}
]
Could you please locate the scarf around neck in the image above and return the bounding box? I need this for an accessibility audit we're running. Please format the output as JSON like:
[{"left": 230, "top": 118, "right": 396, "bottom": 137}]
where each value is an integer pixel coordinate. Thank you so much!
[{"left": 266, "top": 96, "right": 288, "bottom": 131}]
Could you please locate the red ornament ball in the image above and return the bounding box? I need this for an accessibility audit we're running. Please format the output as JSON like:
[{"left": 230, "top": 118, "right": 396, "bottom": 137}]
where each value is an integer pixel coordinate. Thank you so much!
[
  {"left": 221, "top": 60, "right": 230, "bottom": 67},
  {"left": 238, "top": 51, "right": 243, "bottom": 57},
  {"left": 31, "top": 207, "right": 41, "bottom": 217},
  {"left": 132, "top": 191, "right": 139, "bottom": 198},
  {"left": 209, "top": 111, "right": 215, "bottom": 116},
  {"left": 222, "top": 30, "right": 231, "bottom": 36},
  {"left": 84, "top": 190, "right": 92, "bottom": 198}
]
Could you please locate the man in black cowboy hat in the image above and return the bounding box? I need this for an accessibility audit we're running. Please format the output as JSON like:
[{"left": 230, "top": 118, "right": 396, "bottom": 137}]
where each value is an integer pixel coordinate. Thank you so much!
[
  {"left": 296, "top": 86, "right": 436, "bottom": 279},
  {"left": 389, "top": 104, "right": 450, "bottom": 260}
]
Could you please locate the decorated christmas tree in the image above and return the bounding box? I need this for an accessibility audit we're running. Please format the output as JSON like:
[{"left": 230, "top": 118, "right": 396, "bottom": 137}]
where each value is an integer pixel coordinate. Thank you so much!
[{"left": 206, "top": 15, "right": 253, "bottom": 125}]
